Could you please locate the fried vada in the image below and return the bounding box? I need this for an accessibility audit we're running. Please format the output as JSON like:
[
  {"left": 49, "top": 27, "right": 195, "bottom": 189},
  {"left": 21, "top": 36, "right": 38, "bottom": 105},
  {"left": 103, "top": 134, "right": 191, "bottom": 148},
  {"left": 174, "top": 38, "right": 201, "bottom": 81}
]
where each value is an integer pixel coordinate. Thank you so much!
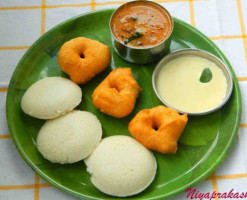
[
  {"left": 92, "top": 68, "right": 142, "bottom": 118},
  {"left": 58, "top": 37, "right": 111, "bottom": 84},
  {"left": 129, "top": 106, "right": 188, "bottom": 154}
]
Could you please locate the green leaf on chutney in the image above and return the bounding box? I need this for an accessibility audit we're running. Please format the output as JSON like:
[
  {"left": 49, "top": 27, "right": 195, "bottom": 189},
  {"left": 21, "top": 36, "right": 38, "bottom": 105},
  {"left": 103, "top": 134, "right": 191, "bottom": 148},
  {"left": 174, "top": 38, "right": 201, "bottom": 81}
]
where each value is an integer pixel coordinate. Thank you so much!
[{"left": 200, "top": 67, "right": 212, "bottom": 83}]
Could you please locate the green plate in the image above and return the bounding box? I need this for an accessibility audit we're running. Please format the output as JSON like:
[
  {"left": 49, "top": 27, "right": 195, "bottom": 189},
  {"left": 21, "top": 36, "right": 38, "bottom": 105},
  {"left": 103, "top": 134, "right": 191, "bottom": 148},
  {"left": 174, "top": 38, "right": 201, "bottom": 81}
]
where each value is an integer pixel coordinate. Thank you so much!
[{"left": 6, "top": 9, "right": 241, "bottom": 200}]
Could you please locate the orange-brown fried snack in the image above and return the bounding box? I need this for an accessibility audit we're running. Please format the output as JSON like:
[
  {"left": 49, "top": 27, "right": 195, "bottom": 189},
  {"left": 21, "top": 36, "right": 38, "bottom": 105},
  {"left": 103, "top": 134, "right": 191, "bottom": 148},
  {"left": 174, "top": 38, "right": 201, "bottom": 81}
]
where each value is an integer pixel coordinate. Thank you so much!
[
  {"left": 92, "top": 68, "right": 142, "bottom": 118},
  {"left": 129, "top": 106, "right": 188, "bottom": 154},
  {"left": 58, "top": 37, "right": 111, "bottom": 84}
]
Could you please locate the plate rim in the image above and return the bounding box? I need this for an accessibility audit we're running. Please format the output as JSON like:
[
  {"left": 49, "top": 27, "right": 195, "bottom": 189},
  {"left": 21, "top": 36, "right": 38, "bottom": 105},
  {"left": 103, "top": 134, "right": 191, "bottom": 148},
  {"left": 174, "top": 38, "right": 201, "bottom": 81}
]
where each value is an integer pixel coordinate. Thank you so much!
[{"left": 6, "top": 8, "right": 242, "bottom": 200}]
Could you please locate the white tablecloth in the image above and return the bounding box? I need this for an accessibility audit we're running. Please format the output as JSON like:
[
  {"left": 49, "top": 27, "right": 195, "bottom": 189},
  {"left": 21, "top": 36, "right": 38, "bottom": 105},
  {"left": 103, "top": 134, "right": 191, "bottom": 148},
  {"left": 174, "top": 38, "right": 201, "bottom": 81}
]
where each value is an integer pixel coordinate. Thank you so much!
[{"left": 0, "top": 0, "right": 247, "bottom": 199}]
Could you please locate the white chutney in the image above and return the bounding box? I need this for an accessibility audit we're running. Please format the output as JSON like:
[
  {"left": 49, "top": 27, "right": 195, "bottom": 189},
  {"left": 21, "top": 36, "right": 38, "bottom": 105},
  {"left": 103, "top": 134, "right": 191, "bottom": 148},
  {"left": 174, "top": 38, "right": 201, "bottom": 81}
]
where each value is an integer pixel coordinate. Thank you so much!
[{"left": 156, "top": 55, "right": 227, "bottom": 113}]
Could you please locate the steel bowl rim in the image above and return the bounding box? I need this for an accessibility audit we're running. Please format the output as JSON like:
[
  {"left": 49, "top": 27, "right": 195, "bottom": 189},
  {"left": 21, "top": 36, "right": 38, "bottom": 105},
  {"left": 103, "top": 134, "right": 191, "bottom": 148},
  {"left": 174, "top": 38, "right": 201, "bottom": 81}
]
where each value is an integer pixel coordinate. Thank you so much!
[
  {"left": 152, "top": 48, "right": 234, "bottom": 115},
  {"left": 109, "top": 0, "right": 174, "bottom": 50}
]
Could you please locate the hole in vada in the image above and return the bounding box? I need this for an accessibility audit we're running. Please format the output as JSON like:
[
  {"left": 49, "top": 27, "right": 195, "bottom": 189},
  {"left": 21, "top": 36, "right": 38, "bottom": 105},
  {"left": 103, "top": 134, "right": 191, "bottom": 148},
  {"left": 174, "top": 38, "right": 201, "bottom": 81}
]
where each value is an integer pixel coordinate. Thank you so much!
[
  {"left": 80, "top": 53, "right": 85, "bottom": 59},
  {"left": 110, "top": 83, "right": 120, "bottom": 92},
  {"left": 152, "top": 122, "right": 159, "bottom": 131},
  {"left": 112, "top": 86, "right": 119, "bottom": 92}
]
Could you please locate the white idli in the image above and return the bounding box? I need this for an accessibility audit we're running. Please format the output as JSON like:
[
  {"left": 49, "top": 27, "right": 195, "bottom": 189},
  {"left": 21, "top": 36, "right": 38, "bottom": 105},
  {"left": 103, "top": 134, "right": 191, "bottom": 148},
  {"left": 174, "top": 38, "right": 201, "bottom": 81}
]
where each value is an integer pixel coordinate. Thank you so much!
[
  {"left": 84, "top": 135, "right": 157, "bottom": 197},
  {"left": 21, "top": 77, "right": 82, "bottom": 119},
  {"left": 37, "top": 110, "right": 102, "bottom": 164}
]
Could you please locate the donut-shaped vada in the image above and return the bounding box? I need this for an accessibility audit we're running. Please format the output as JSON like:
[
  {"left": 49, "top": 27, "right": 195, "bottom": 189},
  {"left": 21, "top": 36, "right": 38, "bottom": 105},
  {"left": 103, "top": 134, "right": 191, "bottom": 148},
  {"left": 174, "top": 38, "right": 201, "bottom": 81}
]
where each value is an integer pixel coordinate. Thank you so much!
[
  {"left": 129, "top": 106, "right": 188, "bottom": 154},
  {"left": 92, "top": 68, "right": 142, "bottom": 118},
  {"left": 58, "top": 37, "right": 111, "bottom": 84}
]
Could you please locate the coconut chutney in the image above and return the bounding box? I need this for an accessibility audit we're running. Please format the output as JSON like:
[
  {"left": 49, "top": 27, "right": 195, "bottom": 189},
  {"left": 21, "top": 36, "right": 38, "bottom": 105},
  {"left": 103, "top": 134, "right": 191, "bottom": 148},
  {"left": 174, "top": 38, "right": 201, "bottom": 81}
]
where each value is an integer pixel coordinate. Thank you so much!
[{"left": 156, "top": 55, "right": 227, "bottom": 113}]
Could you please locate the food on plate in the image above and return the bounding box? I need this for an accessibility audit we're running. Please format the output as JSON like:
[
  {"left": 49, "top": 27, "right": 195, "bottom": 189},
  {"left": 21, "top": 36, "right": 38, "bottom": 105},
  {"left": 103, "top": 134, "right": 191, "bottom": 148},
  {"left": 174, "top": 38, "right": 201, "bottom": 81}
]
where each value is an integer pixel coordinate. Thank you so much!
[
  {"left": 156, "top": 55, "right": 227, "bottom": 113},
  {"left": 129, "top": 105, "right": 188, "bottom": 154},
  {"left": 92, "top": 68, "right": 142, "bottom": 118},
  {"left": 58, "top": 37, "right": 111, "bottom": 84},
  {"left": 110, "top": 0, "right": 172, "bottom": 47},
  {"left": 21, "top": 77, "right": 82, "bottom": 119},
  {"left": 84, "top": 135, "right": 157, "bottom": 197},
  {"left": 37, "top": 110, "right": 102, "bottom": 164}
]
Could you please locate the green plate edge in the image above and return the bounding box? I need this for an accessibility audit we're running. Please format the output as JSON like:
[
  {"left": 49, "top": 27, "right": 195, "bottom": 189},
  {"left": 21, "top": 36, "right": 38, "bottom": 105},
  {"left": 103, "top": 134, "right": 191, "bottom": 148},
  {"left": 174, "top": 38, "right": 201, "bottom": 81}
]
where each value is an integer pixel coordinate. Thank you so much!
[{"left": 6, "top": 8, "right": 242, "bottom": 200}]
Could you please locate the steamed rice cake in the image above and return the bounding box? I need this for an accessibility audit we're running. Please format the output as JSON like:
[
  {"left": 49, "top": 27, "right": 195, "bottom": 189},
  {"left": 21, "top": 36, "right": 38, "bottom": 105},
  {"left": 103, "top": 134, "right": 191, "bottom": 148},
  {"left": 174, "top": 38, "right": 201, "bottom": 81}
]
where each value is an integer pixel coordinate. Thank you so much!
[
  {"left": 84, "top": 135, "right": 157, "bottom": 197},
  {"left": 37, "top": 111, "right": 102, "bottom": 164},
  {"left": 21, "top": 77, "right": 82, "bottom": 119}
]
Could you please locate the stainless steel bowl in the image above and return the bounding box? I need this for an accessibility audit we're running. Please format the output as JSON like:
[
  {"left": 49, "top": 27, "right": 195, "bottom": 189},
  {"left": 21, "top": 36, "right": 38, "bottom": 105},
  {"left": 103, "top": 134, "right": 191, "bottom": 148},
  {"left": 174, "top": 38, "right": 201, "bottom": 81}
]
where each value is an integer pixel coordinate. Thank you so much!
[
  {"left": 152, "top": 49, "right": 233, "bottom": 115},
  {"left": 109, "top": 0, "right": 173, "bottom": 64}
]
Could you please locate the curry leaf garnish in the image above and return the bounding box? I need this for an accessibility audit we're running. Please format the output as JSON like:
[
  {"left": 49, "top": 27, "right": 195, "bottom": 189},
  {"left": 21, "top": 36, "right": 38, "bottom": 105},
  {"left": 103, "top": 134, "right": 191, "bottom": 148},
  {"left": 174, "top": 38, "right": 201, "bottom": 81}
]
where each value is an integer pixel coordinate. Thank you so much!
[
  {"left": 200, "top": 67, "right": 212, "bottom": 83},
  {"left": 124, "top": 32, "right": 143, "bottom": 44},
  {"left": 132, "top": 16, "right": 138, "bottom": 21}
]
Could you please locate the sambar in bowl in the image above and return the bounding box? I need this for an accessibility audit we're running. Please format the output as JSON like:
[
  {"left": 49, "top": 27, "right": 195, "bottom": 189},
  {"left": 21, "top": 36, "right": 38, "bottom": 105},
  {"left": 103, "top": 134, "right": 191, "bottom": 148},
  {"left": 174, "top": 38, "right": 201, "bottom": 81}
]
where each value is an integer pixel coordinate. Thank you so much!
[{"left": 110, "top": 0, "right": 173, "bottom": 64}]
